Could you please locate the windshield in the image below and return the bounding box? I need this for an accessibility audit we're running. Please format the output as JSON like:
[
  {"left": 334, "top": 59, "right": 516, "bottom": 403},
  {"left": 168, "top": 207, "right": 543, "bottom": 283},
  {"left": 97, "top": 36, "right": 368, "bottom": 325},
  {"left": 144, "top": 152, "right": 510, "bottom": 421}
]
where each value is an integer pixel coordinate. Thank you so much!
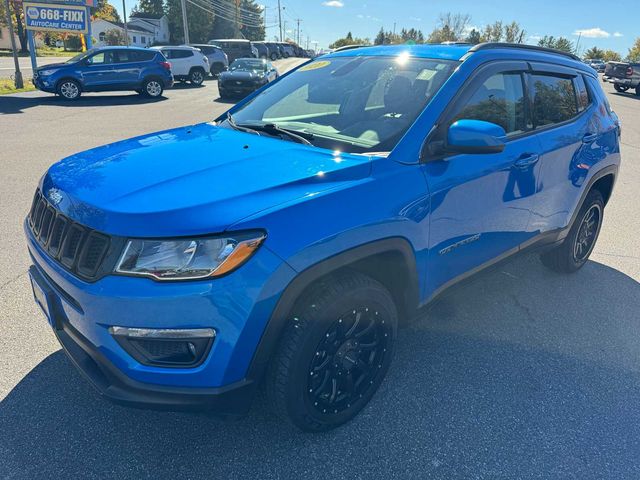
[
  {"left": 223, "top": 55, "right": 458, "bottom": 154},
  {"left": 230, "top": 59, "right": 266, "bottom": 71},
  {"left": 66, "top": 50, "right": 95, "bottom": 63}
]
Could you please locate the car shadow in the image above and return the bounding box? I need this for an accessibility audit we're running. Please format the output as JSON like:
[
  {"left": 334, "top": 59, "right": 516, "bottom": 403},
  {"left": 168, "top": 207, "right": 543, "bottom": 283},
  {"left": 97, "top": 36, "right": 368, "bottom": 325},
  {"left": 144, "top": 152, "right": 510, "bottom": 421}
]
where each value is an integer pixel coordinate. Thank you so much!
[
  {"left": 213, "top": 97, "right": 240, "bottom": 104},
  {"left": 2, "top": 254, "right": 640, "bottom": 478},
  {"left": 612, "top": 91, "right": 640, "bottom": 100},
  {"left": 0, "top": 93, "right": 167, "bottom": 115},
  {"left": 169, "top": 82, "right": 206, "bottom": 90}
]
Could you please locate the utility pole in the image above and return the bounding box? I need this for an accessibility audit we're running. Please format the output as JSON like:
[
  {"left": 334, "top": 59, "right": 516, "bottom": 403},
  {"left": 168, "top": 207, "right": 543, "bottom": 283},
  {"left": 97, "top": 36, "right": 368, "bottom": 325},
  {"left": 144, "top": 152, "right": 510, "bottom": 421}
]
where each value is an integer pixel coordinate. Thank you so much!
[
  {"left": 296, "top": 18, "right": 301, "bottom": 45},
  {"left": 180, "top": 0, "right": 189, "bottom": 43},
  {"left": 283, "top": 20, "right": 287, "bottom": 40},
  {"left": 122, "top": 0, "right": 130, "bottom": 45},
  {"left": 277, "top": 0, "right": 283, "bottom": 41},
  {"left": 3, "top": 0, "right": 23, "bottom": 88}
]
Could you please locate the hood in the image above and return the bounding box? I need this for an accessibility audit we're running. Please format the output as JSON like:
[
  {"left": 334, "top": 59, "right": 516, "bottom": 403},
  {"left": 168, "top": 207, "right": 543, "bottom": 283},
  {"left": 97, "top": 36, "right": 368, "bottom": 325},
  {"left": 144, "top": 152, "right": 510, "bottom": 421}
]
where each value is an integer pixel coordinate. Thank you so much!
[
  {"left": 220, "top": 70, "right": 260, "bottom": 80},
  {"left": 41, "top": 123, "right": 372, "bottom": 237},
  {"left": 37, "top": 62, "right": 69, "bottom": 71}
]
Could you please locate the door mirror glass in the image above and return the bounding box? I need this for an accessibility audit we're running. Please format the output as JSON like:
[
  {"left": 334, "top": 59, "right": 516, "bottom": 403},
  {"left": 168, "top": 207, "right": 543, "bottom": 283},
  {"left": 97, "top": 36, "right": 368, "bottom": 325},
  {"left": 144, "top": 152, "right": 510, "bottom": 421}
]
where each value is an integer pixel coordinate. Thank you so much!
[{"left": 446, "top": 119, "right": 506, "bottom": 154}]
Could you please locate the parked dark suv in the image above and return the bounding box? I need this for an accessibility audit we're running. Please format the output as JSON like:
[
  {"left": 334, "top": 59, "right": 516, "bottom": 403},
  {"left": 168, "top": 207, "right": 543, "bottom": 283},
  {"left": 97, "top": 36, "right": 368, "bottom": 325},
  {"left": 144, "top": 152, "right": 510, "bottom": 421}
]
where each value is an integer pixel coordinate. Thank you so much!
[
  {"left": 26, "top": 43, "right": 620, "bottom": 432},
  {"left": 32, "top": 46, "right": 173, "bottom": 100}
]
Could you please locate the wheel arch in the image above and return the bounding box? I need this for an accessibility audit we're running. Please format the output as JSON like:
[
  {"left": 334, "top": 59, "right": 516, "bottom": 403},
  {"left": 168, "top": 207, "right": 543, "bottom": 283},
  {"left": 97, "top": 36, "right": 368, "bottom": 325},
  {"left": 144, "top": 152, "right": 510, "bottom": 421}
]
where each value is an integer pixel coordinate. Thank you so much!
[{"left": 247, "top": 237, "right": 420, "bottom": 381}]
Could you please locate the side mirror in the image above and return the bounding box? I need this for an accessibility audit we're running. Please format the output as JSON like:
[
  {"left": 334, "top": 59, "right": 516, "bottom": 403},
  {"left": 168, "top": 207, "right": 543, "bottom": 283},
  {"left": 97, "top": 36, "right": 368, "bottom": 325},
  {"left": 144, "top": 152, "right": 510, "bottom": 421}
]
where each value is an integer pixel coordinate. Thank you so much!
[{"left": 446, "top": 119, "right": 506, "bottom": 154}]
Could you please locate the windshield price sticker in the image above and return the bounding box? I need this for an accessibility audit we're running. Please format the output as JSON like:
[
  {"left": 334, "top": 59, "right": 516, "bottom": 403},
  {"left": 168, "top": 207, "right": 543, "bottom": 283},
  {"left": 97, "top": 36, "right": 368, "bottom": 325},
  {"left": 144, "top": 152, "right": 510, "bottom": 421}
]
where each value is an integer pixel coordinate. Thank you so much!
[
  {"left": 23, "top": 3, "right": 88, "bottom": 33},
  {"left": 299, "top": 61, "right": 331, "bottom": 72}
]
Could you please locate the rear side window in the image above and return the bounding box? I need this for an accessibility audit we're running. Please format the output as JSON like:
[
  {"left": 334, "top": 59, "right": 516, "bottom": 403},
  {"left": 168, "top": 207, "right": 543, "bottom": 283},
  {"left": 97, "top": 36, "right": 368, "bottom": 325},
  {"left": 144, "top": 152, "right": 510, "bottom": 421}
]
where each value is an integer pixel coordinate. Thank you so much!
[
  {"left": 574, "top": 75, "right": 590, "bottom": 112},
  {"left": 164, "top": 49, "right": 193, "bottom": 59},
  {"left": 115, "top": 50, "right": 154, "bottom": 63},
  {"left": 531, "top": 74, "right": 578, "bottom": 127},
  {"left": 452, "top": 72, "right": 527, "bottom": 136}
]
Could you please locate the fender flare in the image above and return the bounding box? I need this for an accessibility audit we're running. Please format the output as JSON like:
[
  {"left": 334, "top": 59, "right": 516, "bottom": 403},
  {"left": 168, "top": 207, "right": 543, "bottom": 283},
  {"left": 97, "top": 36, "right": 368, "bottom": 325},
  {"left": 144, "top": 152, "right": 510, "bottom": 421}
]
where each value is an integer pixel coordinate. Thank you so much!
[{"left": 246, "top": 237, "right": 420, "bottom": 380}]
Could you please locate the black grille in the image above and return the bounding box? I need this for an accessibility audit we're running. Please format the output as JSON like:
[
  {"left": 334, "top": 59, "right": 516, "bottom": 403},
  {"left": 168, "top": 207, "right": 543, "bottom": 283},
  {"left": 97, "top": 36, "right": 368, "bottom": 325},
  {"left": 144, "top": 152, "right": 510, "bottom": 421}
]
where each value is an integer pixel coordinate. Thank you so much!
[{"left": 28, "top": 190, "right": 112, "bottom": 280}]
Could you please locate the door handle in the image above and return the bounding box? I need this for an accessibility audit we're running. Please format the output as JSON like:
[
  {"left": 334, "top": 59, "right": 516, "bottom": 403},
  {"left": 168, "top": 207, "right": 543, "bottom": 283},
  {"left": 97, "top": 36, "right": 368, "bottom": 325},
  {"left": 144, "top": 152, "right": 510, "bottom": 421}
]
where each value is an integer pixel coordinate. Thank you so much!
[
  {"left": 513, "top": 153, "right": 540, "bottom": 169},
  {"left": 582, "top": 133, "right": 598, "bottom": 144}
]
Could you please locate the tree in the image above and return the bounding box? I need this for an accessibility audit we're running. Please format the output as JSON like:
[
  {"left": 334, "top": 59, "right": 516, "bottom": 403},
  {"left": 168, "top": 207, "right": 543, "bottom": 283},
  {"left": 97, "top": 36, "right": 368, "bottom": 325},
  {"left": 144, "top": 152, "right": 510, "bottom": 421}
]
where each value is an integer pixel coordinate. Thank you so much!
[
  {"left": 584, "top": 46, "right": 605, "bottom": 60},
  {"left": 132, "top": 0, "right": 164, "bottom": 16},
  {"left": 104, "top": 28, "right": 126, "bottom": 45},
  {"left": 601, "top": 50, "right": 621, "bottom": 62},
  {"left": 401, "top": 27, "right": 425, "bottom": 44},
  {"left": 374, "top": 27, "right": 385, "bottom": 45},
  {"left": 329, "top": 31, "right": 370, "bottom": 49},
  {"left": 427, "top": 12, "right": 471, "bottom": 43},
  {"left": 538, "top": 35, "right": 574, "bottom": 54},
  {"left": 465, "top": 28, "right": 482, "bottom": 44},
  {"left": 628, "top": 37, "right": 640, "bottom": 62},
  {"left": 166, "top": 0, "right": 214, "bottom": 43},
  {"left": 482, "top": 21, "right": 503, "bottom": 42},
  {"left": 93, "top": 0, "right": 121, "bottom": 22},
  {"left": 504, "top": 21, "right": 526, "bottom": 43},
  {"left": 1, "top": 0, "right": 29, "bottom": 52},
  {"left": 206, "top": 0, "right": 264, "bottom": 41}
]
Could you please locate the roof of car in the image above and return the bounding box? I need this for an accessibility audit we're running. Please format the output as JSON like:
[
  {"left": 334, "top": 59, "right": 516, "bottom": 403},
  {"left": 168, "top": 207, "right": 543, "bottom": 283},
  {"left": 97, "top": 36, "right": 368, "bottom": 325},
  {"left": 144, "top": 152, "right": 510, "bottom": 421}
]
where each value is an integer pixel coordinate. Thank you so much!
[
  {"left": 324, "top": 42, "right": 588, "bottom": 70},
  {"left": 94, "top": 46, "right": 151, "bottom": 51},
  {"left": 150, "top": 45, "right": 199, "bottom": 50}
]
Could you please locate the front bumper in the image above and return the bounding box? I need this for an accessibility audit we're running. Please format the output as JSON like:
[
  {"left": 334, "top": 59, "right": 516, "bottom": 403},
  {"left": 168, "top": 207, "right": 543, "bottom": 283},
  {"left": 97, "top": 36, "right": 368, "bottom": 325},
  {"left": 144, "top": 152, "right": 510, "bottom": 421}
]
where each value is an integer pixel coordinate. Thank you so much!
[
  {"left": 219, "top": 81, "right": 262, "bottom": 95},
  {"left": 25, "top": 220, "right": 296, "bottom": 413},
  {"left": 32, "top": 74, "right": 57, "bottom": 93}
]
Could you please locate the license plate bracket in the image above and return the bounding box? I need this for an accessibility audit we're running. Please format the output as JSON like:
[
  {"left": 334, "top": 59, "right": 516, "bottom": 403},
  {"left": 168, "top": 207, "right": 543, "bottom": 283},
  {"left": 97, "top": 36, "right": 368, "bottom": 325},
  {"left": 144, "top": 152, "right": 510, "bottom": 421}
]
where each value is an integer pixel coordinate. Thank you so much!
[{"left": 29, "top": 268, "right": 56, "bottom": 329}]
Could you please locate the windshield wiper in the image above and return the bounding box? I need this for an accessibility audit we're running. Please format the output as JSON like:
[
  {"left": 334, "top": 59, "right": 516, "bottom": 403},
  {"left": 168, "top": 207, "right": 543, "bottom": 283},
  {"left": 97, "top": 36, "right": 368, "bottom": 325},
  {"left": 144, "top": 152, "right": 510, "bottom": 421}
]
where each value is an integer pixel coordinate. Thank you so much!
[
  {"left": 237, "top": 123, "right": 314, "bottom": 146},
  {"left": 226, "top": 112, "right": 261, "bottom": 136}
]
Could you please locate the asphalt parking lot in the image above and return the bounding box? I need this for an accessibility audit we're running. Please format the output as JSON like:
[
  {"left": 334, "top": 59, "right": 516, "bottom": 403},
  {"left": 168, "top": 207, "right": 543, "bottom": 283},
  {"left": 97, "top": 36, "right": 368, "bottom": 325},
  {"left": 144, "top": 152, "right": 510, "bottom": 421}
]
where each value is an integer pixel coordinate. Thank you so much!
[{"left": 1, "top": 67, "right": 639, "bottom": 479}]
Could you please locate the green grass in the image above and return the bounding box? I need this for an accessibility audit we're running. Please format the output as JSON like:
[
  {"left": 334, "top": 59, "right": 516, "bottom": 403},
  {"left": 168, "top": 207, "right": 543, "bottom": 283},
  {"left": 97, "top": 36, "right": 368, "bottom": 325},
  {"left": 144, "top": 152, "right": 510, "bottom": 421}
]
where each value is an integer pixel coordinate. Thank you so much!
[
  {"left": 0, "top": 47, "right": 80, "bottom": 58},
  {"left": 0, "top": 78, "right": 36, "bottom": 95}
]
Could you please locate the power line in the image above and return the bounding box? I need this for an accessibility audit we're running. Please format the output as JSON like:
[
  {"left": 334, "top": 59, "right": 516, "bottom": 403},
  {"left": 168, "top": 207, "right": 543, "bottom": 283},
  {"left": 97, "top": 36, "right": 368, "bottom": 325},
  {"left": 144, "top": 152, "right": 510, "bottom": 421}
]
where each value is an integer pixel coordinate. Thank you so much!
[{"left": 187, "top": 0, "right": 263, "bottom": 27}]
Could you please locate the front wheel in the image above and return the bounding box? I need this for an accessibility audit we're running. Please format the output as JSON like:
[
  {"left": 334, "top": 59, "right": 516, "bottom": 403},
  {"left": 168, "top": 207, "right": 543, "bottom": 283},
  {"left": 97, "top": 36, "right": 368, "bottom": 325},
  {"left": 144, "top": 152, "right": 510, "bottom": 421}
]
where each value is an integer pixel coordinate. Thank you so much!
[
  {"left": 614, "top": 84, "right": 629, "bottom": 93},
  {"left": 636, "top": 85, "right": 640, "bottom": 97},
  {"left": 540, "top": 190, "right": 604, "bottom": 273},
  {"left": 56, "top": 79, "right": 81, "bottom": 100},
  {"left": 142, "top": 78, "right": 164, "bottom": 98},
  {"left": 266, "top": 271, "right": 398, "bottom": 432}
]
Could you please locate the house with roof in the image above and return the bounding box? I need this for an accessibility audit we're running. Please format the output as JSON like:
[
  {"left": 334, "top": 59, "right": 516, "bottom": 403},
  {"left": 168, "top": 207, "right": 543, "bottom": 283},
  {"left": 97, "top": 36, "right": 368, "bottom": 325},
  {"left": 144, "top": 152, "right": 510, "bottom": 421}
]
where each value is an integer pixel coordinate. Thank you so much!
[{"left": 91, "top": 13, "right": 169, "bottom": 48}]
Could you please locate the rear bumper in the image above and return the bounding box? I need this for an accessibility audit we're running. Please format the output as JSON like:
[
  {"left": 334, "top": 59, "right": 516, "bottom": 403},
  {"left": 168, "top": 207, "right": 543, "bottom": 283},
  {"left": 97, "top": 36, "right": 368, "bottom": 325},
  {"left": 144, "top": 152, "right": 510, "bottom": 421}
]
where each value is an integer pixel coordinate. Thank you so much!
[{"left": 603, "top": 76, "right": 635, "bottom": 86}]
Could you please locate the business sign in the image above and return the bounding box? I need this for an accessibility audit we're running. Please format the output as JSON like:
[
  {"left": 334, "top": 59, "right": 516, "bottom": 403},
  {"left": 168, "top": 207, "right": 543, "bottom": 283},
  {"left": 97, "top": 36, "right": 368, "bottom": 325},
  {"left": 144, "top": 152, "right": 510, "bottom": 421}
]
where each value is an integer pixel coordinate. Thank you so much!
[
  {"left": 23, "top": 2, "right": 88, "bottom": 34},
  {"left": 33, "top": 0, "right": 95, "bottom": 7}
]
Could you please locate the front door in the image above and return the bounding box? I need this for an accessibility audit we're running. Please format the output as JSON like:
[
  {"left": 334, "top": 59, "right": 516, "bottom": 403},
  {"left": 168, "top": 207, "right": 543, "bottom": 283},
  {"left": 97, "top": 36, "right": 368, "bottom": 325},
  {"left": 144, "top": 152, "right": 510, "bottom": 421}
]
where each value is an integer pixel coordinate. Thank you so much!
[
  {"left": 423, "top": 62, "right": 542, "bottom": 297},
  {"left": 82, "top": 50, "right": 116, "bottom": 89}
]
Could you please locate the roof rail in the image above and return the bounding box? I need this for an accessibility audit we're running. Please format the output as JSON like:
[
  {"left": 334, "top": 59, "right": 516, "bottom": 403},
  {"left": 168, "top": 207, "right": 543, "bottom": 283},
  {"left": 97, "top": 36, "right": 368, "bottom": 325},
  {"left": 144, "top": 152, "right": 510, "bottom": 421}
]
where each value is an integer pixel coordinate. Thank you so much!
[
  {"left": 333, "top": 44, "right": 367, "bottom": 52},
  {"left": 467, "top": 42, "right": 581, "bottom": 62}
]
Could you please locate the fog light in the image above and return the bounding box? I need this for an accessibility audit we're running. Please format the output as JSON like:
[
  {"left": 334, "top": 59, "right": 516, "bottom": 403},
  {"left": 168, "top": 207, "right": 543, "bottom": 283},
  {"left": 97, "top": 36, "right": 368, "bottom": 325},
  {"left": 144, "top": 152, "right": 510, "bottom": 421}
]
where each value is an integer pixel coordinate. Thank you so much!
[{"left": 109, "top": 327, "right": 215, "bottom": 367}]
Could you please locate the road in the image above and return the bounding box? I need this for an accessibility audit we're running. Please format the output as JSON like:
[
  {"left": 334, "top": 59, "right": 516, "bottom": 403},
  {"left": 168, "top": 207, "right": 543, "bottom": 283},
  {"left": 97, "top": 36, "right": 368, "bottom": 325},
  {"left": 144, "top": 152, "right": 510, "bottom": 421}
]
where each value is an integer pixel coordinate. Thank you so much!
[
  {"left": 0, "top": 56, "right": 73, "bottom": 80},
  {"left": 1, "top": 66, "right": 640, "bottom": 479}
]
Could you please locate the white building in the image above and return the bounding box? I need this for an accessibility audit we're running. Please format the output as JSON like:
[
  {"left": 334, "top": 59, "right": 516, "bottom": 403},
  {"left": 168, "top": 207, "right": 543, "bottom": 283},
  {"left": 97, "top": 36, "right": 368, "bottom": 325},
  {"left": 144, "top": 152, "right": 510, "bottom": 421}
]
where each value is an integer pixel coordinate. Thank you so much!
[
  {"left": 91, "top": 13, "right": 169, "bottom": 48},
  {"left": 0, "top": 26, "right": 43, "bottom": 51}
]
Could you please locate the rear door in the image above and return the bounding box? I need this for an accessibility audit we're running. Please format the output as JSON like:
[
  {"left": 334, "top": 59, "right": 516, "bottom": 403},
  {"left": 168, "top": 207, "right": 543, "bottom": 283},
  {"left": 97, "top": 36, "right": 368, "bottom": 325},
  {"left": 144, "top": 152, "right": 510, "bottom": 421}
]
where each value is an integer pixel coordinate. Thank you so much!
[
  {"left": 111, "top": 49, "right": 144, "bottom": 88},
  {"left": 423, "top": 61, "right": 542, "bottom": 295},
  {"left": 527, "top": 65, "right": 598, "bottom": 233}
]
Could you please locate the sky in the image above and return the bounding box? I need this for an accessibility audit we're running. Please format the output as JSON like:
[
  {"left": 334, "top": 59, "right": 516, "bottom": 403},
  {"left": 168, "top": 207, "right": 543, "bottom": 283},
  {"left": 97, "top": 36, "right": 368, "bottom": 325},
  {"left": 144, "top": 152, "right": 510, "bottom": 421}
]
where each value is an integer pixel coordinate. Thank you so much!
[{"left": 115, "top": 0, "right": 637, "bottom": 54}]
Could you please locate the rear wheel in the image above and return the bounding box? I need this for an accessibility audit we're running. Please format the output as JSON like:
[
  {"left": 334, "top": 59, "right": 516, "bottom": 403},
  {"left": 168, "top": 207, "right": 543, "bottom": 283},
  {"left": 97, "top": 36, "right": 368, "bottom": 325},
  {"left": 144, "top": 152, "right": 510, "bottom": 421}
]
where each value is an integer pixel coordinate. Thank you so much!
[
  {"left": 540, "top": 190, "right": 604, "bottom": 273},
  {"left": 142, "top": 78, "right": 163, "bottom": 98},
  {"left": 636, "top": 85, "right": 640, "bottom": 96},
  {"left": 56, "top": 79, "right": 81, "bottom": 100},
  {"left": 266, "top": 271, "right": 398, "bottom": 432},
  {"left": 614, "top": 84, "right": 629, "bottom": 93},
  {"left": 189, "top": 68, "right": 205, "bottom": 86},
  {"left": 210, "top": 63, "right": 225, "bottom": 77}
]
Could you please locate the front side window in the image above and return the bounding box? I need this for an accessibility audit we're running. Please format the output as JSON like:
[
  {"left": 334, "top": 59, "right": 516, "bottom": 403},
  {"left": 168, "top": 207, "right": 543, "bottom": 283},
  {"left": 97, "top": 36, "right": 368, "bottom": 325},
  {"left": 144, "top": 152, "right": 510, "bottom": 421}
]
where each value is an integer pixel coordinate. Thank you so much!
[
  {"left": 451, "top": 72, "right": 526, "bottom": 136},
  {"left": 226, "top": 55, "right": 458, "bottom": 154},
  {"left": 532, "top": 74, "right": 578, "bottom": 127},
  {"left": 86, "top": 51, "right": 113, "bottom": 65}
]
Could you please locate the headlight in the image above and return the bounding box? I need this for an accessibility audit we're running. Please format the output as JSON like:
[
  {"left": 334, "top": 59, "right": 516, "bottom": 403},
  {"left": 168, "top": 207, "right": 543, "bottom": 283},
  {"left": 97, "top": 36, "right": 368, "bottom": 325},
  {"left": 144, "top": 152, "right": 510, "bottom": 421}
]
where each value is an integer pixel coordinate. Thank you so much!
[
  {"left": 115, "top": 232, "right": 266, "bottom": 281},
  {"left": 39, "top": 69, "right": 58, "bottom": 76}
]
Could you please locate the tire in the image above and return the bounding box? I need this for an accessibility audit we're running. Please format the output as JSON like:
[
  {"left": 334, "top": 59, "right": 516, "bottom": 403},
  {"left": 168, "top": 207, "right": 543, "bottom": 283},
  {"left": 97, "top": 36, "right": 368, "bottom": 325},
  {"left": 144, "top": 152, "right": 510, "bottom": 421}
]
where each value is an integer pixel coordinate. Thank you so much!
[
  {"left": 56, "top": 79, "right": 81, "bottom": 100},
  {"left": 210, "top": 63, "right": 224, "bottom": 77},
  {"left": 283, "top": 52, "right": 290, "bottom": 59},
  {"left": 614, "top": 84, "right": 629, "bottom": 93},
  {"left": 266, "top": 271, "right": 398, "bottom": 432},
  {"left": 540, "top": 190, "right": 604, "bottom": 273},
  {"left": 270, "top": 53, "right": 278, "bottom": 61},
  {"left": 142, "top": 78, "right": 164, "bottom": 98},
  {"left": 636, "top": 85, "right": 640, "bottom": 97},
  {"left": 189, "top": 68, "right": 205, "bottom": 86}
]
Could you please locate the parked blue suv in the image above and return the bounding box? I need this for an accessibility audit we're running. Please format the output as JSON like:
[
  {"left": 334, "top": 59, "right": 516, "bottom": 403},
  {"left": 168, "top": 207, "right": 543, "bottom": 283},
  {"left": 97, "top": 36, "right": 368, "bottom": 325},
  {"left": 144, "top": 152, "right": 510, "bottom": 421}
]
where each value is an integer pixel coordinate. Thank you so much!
[
  {"left": 33, "top": 46, "right": 173, "bottom": 100},
  {"left": 25, "top": 43, "right": 620, "bottom": 431}
]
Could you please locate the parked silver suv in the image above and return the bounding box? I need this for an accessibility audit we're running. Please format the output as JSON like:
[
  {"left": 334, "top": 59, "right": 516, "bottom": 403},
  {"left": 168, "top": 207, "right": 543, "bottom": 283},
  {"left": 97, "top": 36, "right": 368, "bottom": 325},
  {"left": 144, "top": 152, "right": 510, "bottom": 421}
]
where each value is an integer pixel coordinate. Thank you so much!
[{"left": 190, "top": 43, "right": 229, "bottom": 76}]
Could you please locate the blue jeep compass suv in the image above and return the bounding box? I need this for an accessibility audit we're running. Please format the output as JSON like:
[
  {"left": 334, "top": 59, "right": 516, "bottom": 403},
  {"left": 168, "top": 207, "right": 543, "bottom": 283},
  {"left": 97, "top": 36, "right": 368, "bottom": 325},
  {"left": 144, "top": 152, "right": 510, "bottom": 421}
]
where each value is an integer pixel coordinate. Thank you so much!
[{"left": 26, "top": 43, "right": 621, "bottom": 431}]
